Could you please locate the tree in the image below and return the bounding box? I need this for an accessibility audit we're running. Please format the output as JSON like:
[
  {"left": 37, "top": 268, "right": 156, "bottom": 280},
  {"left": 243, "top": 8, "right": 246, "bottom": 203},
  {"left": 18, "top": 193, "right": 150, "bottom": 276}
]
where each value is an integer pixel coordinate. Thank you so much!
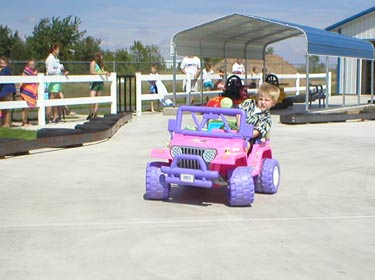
[
  {"left": 0, "top": 26, "right": 29, "bottom": 73},
  {"left": 0, "top": 26, "right": 28, "bottom": 60},
  {"left": 0, "top": 25, "right": 16, "bottom": 57},
  {"left": 72, "top": 36, "right": 102, "bottom": 61},
  {"left": 266, "top": 46, "right": 275, "bottom": 55},
  {"left": 309, "top": 55, "right": 325, "bottom": 73},
  {"left": 109, "top": 48, "right": 133, "bottom": 74},
  {"left": 26, "top": 16, "right": 86, "bottom": 60},
  {"left": 1, "top": 16, "right": 166, "bottom": 75},
  {"left": 25, "top": 16, "right": 104, "bottom": 74},
  {"left": 129, "top": 40, "right": 164, "bottom": 72}
]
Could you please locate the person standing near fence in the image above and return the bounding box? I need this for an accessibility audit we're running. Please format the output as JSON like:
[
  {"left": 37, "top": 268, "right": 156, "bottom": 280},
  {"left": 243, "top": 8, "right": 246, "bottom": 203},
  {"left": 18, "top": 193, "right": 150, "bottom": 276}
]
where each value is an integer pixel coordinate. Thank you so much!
[
  {"left": 19, "top": 59, "right": 38, "bottom": 126},
  {"left": 148, "top": 64, "right": 159, "bottom": 113},
  {"left": 45, "top": 44, "right": 69, "bottom": 123},
  {"left": 250, "top": 66, "right": 260, "bottom": 88},
  {"left": 0, "top": 56, "right": 17, "bottom": 127},
  {"left": 232, "top": 58, "right": 245, "bottom": 74},
  {"left": 88, "top": 52, "right": 109, "bottom": 119},
  {"left": 214, "top": 67, "right": 225, "bottom": 90},
  {"left": 180, "top": 55, "right": 201, "bottom": 104},
  {"left": 202, "top": 62, "right": 215, "bottom": 91}
]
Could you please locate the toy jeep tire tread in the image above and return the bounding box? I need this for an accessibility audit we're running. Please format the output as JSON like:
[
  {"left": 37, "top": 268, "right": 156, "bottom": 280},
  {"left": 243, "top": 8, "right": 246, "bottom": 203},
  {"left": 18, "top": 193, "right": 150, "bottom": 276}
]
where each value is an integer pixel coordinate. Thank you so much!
[
  {"left": 228, "top": 167, "right": 255, "bottom": 206},
  {"left": 145, "top": 162, "right": 171, "bottom": 200},
  {"left": 258, "top": 159, "right": 280, "bottom": 194}
]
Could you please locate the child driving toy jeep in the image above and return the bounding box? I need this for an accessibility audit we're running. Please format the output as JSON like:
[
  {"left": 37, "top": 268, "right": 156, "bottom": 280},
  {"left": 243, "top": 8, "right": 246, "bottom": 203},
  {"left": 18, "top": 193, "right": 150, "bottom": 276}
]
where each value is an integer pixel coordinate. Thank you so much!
[{"left": 237, "top": 82, "right": 280, "bottom": 140}]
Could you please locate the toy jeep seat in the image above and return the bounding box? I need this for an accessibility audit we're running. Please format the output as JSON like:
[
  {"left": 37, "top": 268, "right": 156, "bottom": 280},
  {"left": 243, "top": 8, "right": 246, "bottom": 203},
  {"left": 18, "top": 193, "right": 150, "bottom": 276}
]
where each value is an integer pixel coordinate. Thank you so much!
[
  {"left": 223, "top": 75, "right": 242, "bottom": 100},
  {"left": 265, "top": 74, "right": 279, "bottom": 87}
]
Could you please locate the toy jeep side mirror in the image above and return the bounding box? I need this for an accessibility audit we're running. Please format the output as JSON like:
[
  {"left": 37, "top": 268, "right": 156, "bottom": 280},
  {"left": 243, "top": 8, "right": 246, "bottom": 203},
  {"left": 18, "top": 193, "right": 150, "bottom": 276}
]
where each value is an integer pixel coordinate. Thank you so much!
[
  {"left": 168, "top": 119, "right": 177, "bottom": 133},
  {"left": 242, "top": 124, "right": 253, "bottom": 139}
]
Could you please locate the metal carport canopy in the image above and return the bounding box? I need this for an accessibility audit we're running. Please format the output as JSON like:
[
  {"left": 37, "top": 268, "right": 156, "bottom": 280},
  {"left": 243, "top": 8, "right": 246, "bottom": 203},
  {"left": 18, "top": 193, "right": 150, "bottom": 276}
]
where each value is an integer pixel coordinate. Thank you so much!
[{"left": 170, "top": 13, "right": 374, "bottom": 60}]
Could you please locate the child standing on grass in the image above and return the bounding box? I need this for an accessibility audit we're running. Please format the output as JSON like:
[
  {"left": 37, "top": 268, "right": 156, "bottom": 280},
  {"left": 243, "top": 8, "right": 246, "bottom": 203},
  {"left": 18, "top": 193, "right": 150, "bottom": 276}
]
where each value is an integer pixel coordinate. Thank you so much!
[
  {"left": 148, "top": 64, "right": 159, "bottom": 112},
  {"left": 237, "top": 83, "right": 280, "bottom": 141},
  {"left": 0, "top": 56, "right": 17, "bottom": 128},
  {"left": 88, "top": 52, "right": 109, "bottom": 120},
  {"left": 19, "top": 59, "right": 38, "bottom": 126}
]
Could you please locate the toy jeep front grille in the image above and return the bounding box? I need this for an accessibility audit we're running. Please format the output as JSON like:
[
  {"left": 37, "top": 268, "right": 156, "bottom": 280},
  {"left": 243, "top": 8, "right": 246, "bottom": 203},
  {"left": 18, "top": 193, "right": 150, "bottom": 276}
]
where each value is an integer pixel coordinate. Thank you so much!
[
  {"left": 171, "top": 146, "right": 217, "bottom": 170},
  {"left": 179, "top": 147, "right": 205, "bottom": 169}
]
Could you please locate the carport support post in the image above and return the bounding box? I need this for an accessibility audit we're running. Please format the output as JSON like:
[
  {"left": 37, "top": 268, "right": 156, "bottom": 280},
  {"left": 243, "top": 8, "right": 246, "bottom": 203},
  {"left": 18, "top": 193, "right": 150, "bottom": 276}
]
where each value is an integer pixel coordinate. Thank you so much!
[
  {"left": 305, "top": 55, "right": 310, "bottom": 112},
  {"left": 200, "top": 56, "right": 203, "bottom": 104},
  {"left": 172, "top": 52, "right": 177, "bottom": 106},
  {"left": 371, "top": 60, "right": 374, "bottom": 103},
  {"left": 244, "top": 55, "right": 248, "bottom": 83},
  {"left": 343, "top": 58, "right": 347, "bottom": 106},
  {"left": 325, "top": 57, "right": 329, "bottom": 108},
  {"left": 357, "top": 59, "right": 361, "bottom": 104},
  {"left": 262, "top": 47, "right": 267, "bottom": 84},
  {"left": 223, "top": 42, "right": 228, "bottom": 83}
]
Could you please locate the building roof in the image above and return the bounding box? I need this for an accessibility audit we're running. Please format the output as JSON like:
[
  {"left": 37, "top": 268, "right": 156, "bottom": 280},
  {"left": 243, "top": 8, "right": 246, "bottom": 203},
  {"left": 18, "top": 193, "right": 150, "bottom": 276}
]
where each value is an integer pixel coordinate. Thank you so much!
[
  {"left": 171, "top": 13, "right": 374, "bottom": 60},
  {"left": 325, "top": 6, "right": 375, "bottom": 31}
]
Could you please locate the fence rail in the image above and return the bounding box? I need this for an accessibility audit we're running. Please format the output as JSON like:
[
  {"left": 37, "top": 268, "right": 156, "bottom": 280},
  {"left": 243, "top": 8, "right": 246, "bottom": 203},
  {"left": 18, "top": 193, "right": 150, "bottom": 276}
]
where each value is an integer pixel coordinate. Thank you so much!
[
  {"left": 0, "top": 73, "right": 117, "bottom": 126},
  {"left": 135, "top": 72, "right": 332, "bottom": 116}
]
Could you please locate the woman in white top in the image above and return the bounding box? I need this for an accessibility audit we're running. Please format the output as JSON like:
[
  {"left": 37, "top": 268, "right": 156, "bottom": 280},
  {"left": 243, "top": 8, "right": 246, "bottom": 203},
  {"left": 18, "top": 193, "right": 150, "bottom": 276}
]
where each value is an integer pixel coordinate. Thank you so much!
[
  {"left": 45, "top": 44, "right": 69, "bottom": 123},
  {"left": 232, "top": 58, "right": 245, "bottom": 74},
  {"left": 180, "top": 56, "right": 201, "bottom": 104}
]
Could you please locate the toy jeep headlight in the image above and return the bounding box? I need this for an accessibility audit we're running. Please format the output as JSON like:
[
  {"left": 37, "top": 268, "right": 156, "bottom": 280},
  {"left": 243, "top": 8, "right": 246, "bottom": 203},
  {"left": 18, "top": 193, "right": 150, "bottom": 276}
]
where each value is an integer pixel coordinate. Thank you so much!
[
  {"left": 203, "top": 149, "right": 217, "bottom": 163},
  {"left": 171, "top": 146, "right": 182, "bottom": 158}
]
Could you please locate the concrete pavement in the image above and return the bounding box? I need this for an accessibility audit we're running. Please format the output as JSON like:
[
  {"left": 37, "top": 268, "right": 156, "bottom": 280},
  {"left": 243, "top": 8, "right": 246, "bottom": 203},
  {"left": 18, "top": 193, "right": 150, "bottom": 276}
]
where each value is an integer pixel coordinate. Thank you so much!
[{"left": 1, "top": 101, "right": 375, "bottom": 279}]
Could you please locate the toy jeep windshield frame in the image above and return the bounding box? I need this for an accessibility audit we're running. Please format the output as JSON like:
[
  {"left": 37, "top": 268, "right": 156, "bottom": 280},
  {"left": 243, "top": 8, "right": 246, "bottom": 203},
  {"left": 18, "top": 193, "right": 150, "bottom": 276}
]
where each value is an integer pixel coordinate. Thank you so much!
[{"left": 167, "top": 105, "right": 253, "bottom": 140}]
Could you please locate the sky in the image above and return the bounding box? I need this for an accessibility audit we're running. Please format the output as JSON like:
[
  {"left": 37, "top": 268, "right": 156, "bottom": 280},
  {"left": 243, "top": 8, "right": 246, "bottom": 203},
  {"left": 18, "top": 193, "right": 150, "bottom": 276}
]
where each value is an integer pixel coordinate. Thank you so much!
[{"left": 3, "top": 0, "right": 374, "bottom": 63}]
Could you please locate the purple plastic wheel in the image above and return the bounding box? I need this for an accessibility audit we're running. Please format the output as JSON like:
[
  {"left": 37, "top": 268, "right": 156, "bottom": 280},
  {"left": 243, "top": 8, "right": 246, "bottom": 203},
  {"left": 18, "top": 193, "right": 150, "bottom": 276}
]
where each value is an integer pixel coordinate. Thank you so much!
[
  {"left": 257, "top": 159, "right": 280, "bottom": 194},
  {"left": 228, "top": 167, "right": 255, "bottom": 206},
  {"left": 145, "top": 162, "right": 171, "bottom": 200}
]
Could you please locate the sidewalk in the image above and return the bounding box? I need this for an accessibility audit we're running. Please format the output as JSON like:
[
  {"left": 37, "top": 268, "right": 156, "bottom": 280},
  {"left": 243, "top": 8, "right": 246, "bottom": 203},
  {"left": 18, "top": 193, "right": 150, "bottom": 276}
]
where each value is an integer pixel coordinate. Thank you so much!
[{"left": 0, "top": 99, "right": 374, "bottom": 279}]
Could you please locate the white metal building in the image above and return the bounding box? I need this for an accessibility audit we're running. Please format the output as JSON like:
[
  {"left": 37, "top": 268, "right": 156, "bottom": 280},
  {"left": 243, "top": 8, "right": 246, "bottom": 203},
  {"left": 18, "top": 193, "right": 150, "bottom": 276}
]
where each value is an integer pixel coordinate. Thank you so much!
[{"left": 326, "top": 6, "right": 375, "bottom": 95}]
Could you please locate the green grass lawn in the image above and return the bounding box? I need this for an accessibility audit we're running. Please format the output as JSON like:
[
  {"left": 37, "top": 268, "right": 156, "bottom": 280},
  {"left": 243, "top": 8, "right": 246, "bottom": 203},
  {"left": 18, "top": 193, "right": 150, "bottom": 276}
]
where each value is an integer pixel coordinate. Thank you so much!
[{"left": 0, "top": 127, "right": 37, "bottom": 140}]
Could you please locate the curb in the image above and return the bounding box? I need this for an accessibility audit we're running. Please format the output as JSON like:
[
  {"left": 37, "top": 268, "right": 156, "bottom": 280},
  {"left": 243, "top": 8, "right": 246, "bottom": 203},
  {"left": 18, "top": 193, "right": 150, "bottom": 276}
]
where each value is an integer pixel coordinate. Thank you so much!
[
  {"left": 280, "top": 104, "right": 375, "bottom": 124},
  {"left": 0, "top": 112, "right": 132, "bottom": 158}
]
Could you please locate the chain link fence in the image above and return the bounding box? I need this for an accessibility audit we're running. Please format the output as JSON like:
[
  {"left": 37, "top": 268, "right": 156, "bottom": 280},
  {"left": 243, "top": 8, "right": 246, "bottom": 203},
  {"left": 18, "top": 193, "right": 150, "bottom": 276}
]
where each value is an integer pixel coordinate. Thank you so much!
[
  {"left": 9, "top": 60, "right": 338, "bottom": 76},
  {"left": 9, "top": 61, "right": 168, "bottom": 76}
]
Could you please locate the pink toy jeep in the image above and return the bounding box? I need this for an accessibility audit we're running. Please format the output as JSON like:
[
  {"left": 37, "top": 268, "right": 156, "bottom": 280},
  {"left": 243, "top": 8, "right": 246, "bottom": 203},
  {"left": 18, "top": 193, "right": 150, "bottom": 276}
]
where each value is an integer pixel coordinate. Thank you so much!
[{"left": 145, "top": 106, "right": 280, "bottom": 206}]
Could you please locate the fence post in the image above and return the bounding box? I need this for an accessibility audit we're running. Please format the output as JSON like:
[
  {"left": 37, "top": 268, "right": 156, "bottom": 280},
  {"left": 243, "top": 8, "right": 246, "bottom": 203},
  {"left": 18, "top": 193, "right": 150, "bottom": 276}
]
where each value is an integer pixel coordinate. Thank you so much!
[
  {"left": 37, "top": 73, "right": 46, "bottom": 126},
  {"left": 186, "top": 73, "right": 192, "bottom": 105},
  {"left": 110, "top": 72, "right": 117, "bottom": 114},
  {"left": 296, "top": 73, "right": 300, "bottom": 95},
  {"left": 135, "top": 72, "right": 142, "bottom": 116}
]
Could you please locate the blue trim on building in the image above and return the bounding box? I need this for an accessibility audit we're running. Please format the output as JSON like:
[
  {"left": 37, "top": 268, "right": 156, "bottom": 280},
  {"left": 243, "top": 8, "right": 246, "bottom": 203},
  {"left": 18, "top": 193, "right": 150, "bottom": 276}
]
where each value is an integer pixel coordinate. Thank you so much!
[
  {"left": 326, "top": 6, "right": 375, "bottom": 31},
  {"left": 253, "top": 15, "right": 375, "bottom": 60}
]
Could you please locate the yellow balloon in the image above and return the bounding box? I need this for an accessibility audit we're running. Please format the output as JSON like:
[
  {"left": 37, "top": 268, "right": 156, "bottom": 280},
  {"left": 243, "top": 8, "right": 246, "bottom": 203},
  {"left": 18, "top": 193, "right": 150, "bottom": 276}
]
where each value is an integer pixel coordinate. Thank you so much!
[{"left": 220, "top": 97, "right": 233, "bottom": 108}]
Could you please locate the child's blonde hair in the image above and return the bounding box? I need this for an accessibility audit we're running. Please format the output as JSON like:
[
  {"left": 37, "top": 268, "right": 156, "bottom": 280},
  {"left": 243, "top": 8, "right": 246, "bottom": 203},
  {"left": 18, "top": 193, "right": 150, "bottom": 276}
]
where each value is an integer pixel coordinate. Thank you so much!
[{"left": 257, "top": 83, "right": 280, "bottom": 103}]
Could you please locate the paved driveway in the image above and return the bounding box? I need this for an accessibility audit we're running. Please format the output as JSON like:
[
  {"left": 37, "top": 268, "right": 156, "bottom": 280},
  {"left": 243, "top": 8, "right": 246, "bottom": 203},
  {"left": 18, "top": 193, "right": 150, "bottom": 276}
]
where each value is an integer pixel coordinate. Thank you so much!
[{"left": 1, "top": 111, "right": 374, "bottom": 280}]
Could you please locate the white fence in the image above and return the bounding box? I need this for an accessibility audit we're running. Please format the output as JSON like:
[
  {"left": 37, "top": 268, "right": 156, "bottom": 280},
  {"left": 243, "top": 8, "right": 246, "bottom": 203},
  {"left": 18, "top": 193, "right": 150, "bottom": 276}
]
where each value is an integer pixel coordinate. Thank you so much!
[
  {"left": 135, "top": 72, "right": 332, "bottom": 116},
  {"left": 0, "top": 73, "right": 117, "bottom": 125}
]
